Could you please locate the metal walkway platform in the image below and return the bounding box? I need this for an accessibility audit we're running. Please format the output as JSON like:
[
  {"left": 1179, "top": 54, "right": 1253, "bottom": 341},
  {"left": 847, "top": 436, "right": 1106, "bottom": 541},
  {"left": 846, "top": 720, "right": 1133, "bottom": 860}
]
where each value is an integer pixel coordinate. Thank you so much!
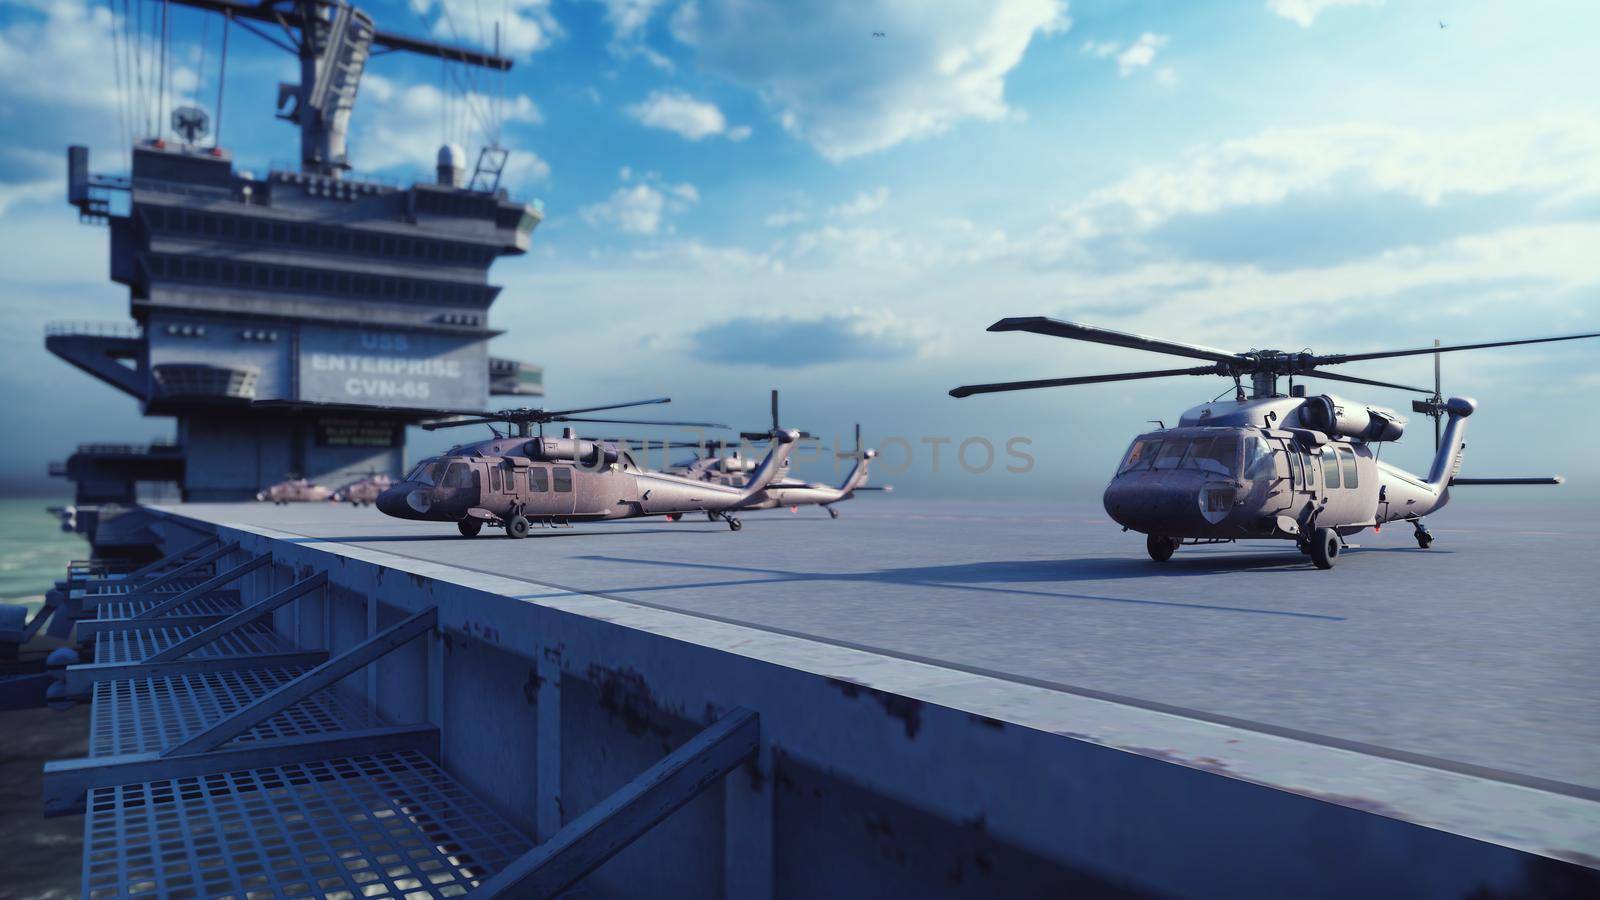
[{"left": 47, "top": 542, "right": 549, "bottom": 899}]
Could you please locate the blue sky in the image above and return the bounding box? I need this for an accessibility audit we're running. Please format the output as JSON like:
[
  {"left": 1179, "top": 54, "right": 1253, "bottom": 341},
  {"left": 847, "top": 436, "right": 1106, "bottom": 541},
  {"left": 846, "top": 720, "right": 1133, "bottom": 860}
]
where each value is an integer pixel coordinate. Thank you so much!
[{"left": 1, "top": 0, "right": 1597, "bottom": 500}]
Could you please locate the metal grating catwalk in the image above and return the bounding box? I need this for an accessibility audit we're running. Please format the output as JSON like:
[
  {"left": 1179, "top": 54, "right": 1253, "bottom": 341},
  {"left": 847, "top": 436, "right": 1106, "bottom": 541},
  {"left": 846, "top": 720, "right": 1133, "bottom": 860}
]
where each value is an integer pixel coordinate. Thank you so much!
[
  {"left": 92, "top": 622, "right": 293, "bottom": 665},
  {"left": 90, "top": 667, "right": 382, "bottom": 757},
  {"left": 93, "top": 592, "right": 243, "bottom": 621},
  {"left": 83, "top": 750, "right": 533, "bottom": 899}
]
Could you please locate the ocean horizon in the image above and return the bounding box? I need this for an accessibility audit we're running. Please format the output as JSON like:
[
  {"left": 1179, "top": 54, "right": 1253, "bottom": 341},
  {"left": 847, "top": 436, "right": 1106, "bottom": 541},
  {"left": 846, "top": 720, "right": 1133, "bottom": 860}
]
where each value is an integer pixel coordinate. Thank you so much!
[{"left": 0, "top": 497, "right": 81, "bottom": 615}]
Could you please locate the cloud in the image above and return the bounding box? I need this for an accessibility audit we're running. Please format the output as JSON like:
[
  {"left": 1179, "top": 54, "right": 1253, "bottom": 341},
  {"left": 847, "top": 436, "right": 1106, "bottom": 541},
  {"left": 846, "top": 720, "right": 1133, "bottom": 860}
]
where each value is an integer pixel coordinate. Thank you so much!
[
  {"left": 413, "top": 0, "right": 562, "bottom": 59},
  {"left": 765, "top": 208, "right": 807, "bottom": 228},
  {"left": 829, "top": 187, "right": 890, "bottom": 218},
  {"left": 354, "top": 75, "right": 546, "bottom": 183},
  {"left": 670, "top": 0, "right": 1071, "bottom": 161},
  {"left": 1115, "top": 33, "right": 1169, "bottom": 76},
  {"left": 624, "top": 90, "right": 746, "bottom": 141},
  {"left": 1080, "top": 33, "right": 1170, "bottom": 78},
  {"left": 690, "top": 309, "right": 943, "bottom": 367},
  {"left": 579, "top": 170, "right": 699, "bottom": 234},
  {"left": 1032, "top": 117, "right": 1600, "bottom": 269},
  {"left": 1267, "top": 0, "right": 1384, "bottom": 28}
]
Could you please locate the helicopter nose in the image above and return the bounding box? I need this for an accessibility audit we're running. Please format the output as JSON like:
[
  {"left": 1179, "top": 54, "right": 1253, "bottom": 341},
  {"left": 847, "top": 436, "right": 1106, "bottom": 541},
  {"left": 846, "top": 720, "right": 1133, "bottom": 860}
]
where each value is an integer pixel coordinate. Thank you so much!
[{"left": 376, "top": 485, "right": 419, "bottom": 518}]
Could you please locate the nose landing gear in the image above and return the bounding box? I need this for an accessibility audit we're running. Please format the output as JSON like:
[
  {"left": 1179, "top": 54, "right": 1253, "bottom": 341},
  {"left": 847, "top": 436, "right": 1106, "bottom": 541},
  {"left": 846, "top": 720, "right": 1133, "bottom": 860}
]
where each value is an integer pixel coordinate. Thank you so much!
[{"left": 1146, "top": 534, "right": 1179, "bottom": 562}]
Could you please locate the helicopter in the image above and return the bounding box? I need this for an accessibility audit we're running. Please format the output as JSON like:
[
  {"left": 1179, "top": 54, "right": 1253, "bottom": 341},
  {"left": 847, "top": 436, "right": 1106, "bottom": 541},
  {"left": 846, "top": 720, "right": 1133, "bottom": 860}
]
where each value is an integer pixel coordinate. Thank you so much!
[
  {"left": 331, "top": 472, "right": 394, "bottom": 506},
  {"left": 950, "top": 316, "right": 1600, "bottom": 569},
  {"left": 656, "top": 391, "right": 889, "bottom": 519},
  {"left": 256, "top": 476, "right": 334, "bottom": 504},
  {"left": 372, "top": 397, "right": 801, "bottom": 536}
]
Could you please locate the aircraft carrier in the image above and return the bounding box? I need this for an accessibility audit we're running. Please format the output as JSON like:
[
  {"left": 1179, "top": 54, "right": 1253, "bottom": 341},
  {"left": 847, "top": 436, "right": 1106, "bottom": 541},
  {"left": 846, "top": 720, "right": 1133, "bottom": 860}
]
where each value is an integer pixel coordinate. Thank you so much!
[{"left": 10, "top": 1, "right": 1597, "bottom": 897}]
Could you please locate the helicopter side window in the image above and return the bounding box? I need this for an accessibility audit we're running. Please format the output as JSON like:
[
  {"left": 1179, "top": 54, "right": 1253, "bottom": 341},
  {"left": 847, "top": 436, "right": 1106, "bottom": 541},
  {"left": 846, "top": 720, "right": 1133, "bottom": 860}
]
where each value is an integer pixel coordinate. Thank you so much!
[
  {"left": 502, "top": 463, "right": 518, "bottom": 492},
  {"left": 553, "top": 467, "right": 573, "bottom": 493},
  {"left": 1243, "top": 435, "right": 1275, "bottom": 480},
  {"left": 1322, "top": 446, "right": 1342, "bottom": 489},
  {"left": 1340, "top": 447, "right": 1359, "bottom": 489},
  {"left": 1118, "top": 438, "right": 1162, "bottom": 474},
  {"left": 488, "top": 465, "right": 502, "bottom": 493},
  {"left": 441, "top": 463, "right": 473, "bottom": 489},
  {"left": 529, "top": 468, "right": 549, "bottom": 492}
]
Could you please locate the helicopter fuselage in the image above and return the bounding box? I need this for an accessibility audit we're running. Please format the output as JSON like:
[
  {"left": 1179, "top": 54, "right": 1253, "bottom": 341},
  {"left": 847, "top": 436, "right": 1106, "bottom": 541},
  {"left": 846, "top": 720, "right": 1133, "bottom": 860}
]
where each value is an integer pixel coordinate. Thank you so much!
[
  {"left": 376, "top": 432, "right": 798, "bottom": 528},
  {"left": 1102, "top": 395, "right": 1472, "bottom": 543}
]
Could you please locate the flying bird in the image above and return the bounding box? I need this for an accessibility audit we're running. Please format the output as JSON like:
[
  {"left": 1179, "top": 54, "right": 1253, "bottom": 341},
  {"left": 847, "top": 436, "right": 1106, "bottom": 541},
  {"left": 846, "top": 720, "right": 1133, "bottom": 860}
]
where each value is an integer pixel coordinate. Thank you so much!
[
  {"left": 872, "top": 31, "right": 885, "bottom": 37},
  {"left": 1439, "top": 20, "right": 1447, "bottom": 28}
]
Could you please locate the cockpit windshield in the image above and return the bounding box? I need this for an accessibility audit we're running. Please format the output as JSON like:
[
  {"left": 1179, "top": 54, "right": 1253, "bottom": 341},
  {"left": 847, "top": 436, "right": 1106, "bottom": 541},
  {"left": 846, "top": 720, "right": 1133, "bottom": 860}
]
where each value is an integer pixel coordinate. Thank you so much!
[
  {"left": 1117, "top": 434, "right": 1240, "bottom": 477},
  {"left": 405, "top": 458, "right": 446, "bottom": 485}
]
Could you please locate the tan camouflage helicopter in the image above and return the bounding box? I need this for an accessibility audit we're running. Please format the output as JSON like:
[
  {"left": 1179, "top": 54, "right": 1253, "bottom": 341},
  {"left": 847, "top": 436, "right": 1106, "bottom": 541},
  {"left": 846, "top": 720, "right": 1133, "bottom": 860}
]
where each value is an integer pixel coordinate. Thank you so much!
[
  {"left": 374, "top": 398, "right": 800, "bottom": 536},
  {"left": 256, "top": 476, "right": 333, "bottom": 504},
  {"left": 951, "top": 317, "right": 1599, "bottom": 569},
  {"left": 332, "top": 472, "right": 394, "bottom": 506}
]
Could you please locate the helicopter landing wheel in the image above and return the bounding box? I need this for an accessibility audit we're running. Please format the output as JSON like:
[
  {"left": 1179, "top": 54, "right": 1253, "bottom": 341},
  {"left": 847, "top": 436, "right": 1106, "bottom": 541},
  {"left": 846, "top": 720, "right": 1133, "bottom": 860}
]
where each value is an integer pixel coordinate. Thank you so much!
[
  {"left": 1309, "top": 527, "right": 1340, "bottom": 569},
  {"left": 506, "top": 515, "right": 530, "bottom": 539},
  {"left": 457, "top": 520, "right": 482, "bottom": 538},
  {"left": 827, "top": 507, "right": 839, "bottom": 519},
  {"left": 1146, "top": 534, "right": 1178, "bottom": 562},
  {"left": 727, "top": 517, "right": 743, "bottom": 532},
  {"left": 707, "top": 511, "right": 720, "bottom": 522},
  {"left": 1414, "top": 522, "right": 1433, "bottom": 549}
]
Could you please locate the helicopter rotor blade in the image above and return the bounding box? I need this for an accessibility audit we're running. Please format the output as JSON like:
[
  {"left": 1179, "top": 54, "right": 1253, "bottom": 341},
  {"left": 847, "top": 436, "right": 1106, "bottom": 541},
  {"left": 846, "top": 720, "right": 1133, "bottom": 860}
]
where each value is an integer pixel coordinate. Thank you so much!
[
  {"left": 1297, "top": 369, "right": 1432, "bottom": 394},
  {"left": 420, "top": 417, "right": 505, "bottom": 431},
  {"left": 1313, "top": 331, "right": 1600, "bottom": 366},
  {"left": 987, "top": 317, "right": 1247, "bottom": 365},
  {"left": 554, "top": 416, "right": 732, "bottom": 428},
  {"left": 534, "top": 397, "right": 673, "bottom": 418},
  {"left": 950, "top": 365, "right": 1221, "bottom": 398},
  {"left": 771, "top": 389, "right": 779, "bottom": 432}
]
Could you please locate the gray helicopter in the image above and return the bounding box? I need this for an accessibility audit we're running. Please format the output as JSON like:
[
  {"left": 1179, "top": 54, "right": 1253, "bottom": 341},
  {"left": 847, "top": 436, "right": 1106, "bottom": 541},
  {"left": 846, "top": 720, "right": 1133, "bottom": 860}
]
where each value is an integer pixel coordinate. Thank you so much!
[
  {"left": 658, "top": 392, "right": 888, "bottom": 519},
  {"left": 372, "top": 398, "right": 800, "bottom": 536},
  {"left": 951, "top": 317, "right": 1599, "bottom": 569}
]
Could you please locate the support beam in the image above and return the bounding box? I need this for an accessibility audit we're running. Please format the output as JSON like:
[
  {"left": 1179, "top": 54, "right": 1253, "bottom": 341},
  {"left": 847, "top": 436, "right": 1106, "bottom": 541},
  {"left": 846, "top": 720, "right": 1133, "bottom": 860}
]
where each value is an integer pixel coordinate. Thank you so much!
[
  {"left": 122, "top": 540, "right": 240, "bottom": 597},
  {"left": 78, "top": 613, "right": 231, "bottom": 639},
  {"left": 133, "top": 553, "right": 271, "bottom": 620},
  {"left": 163, "top": 607, "right": 438, "bottom": 757},
  {"left": 146, "top": 572, "right": 327, "bottom": 663},
  {"left": 476, "top": 708, "right": 760, "bottom": 899},
  {"left": 64, "top": 650, "right": 329, "bottom": 694},
  {"left": 124, "top": 534, "right": 220, "bottom": 584},
  {"left": 43, "top": 723, "right": 438, "bottom": 816}
]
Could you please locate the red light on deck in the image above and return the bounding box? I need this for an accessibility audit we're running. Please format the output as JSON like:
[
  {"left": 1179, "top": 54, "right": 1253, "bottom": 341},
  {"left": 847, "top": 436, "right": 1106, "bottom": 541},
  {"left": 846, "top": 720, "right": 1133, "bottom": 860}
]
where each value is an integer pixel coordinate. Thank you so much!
[
  {"left": 790, "top": 506, "right": 799, "bottom": 513},
  {"left": 210, "top": 147, "right": 224, "bottom": 157}
]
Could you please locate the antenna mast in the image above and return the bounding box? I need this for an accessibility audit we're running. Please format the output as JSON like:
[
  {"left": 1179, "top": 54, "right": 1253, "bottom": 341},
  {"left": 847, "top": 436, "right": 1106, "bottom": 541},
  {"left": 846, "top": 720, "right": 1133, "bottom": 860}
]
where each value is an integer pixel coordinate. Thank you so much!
[{"left": 160, "top": 0, "right": 513, "bottom": 176}]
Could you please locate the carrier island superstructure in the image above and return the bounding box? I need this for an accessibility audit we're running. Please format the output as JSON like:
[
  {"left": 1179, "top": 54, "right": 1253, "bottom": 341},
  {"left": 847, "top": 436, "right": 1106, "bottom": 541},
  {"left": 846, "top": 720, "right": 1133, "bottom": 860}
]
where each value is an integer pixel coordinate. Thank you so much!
[{"left": 49, "top": 0, "right": 542, "bottom": 554}]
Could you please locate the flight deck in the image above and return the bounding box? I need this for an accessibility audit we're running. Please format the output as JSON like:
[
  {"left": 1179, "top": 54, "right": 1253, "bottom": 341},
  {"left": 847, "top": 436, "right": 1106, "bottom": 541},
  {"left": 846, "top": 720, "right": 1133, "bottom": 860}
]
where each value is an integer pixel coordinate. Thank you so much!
[
  {"left": 47, "top": 496, "right": 1599, "bottom": 897},
  {"left": 156, "top": 496, "right": 1598, "bottom": 796}
]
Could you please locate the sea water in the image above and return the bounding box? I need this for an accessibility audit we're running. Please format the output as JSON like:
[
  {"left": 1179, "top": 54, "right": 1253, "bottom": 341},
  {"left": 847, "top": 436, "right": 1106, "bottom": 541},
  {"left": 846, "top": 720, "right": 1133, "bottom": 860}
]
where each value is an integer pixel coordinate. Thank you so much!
[{"left": 0, "top": 498, "right": 81, "bottom": 615}]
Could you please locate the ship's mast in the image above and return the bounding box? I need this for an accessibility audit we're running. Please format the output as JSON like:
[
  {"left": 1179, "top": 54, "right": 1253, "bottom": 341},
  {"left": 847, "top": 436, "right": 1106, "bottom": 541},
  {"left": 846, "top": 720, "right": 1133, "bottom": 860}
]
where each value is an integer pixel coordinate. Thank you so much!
[{"left": 163, "top": 0, "right": 512, "bottom": 176}]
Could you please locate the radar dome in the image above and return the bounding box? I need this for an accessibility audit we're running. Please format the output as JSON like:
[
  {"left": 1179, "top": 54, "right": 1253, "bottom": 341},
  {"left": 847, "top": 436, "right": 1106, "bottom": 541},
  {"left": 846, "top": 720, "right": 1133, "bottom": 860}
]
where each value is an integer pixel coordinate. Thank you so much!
[{"left": 436, "top": 143, "right": 467, "bottom": 187}]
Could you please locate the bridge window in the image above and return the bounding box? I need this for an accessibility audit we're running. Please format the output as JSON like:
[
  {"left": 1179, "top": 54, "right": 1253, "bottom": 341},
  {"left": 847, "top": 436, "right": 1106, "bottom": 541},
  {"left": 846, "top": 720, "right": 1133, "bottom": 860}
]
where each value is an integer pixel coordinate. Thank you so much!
[
  {"left": 553, "top": 467, "right": 573, "bottom": 492},
  {"left": 1340, "top": 447, "right": 1359, "bottom": 489},
  {"left": 529, "top": 467, "right": 549, "bottom": 492},
  {"left": 1322, "top": 446, "right": 1342, "bottom": 489}
]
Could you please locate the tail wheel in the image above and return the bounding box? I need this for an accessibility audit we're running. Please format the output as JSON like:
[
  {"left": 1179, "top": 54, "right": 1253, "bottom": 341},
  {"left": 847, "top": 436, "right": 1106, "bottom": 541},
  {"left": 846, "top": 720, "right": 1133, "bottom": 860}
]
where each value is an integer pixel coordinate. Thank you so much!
[
  {"left": 728, "top": 517, "right": 743, "bottom": 532},
  {"left": 1310, "top": 527, "right": 1340, "bottom": 569},
  {"left": 1146, "top": 534, "right": 1178, "bottom": 562},
  {"left": 506, "top": 515, "right": 530, "bottom": 539},
  {"left": 457, "top": 520, "right": 483, "bottom": 538},
  {"left": 827, "top": 507, "right": 840, "bottom": 519}
]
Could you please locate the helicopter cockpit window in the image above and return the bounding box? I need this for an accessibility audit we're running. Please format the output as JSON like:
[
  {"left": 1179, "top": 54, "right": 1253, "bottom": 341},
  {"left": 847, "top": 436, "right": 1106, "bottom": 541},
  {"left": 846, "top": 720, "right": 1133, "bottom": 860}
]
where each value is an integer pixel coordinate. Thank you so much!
[
  {"left": 1117, "top": 438, "right": 1162, "bottom": 474},
  {"left": 406, "top": 459, "right": 444, "bottom": 485},
  {"left": 1152, "top": 439, "right": 1190, "bottom": 470},
  {"left": 441, "top": 463, "right": 473, "bottom": 489},
  {"left": 1188, "top": 435, "right": 1241, "bottom": 476}
]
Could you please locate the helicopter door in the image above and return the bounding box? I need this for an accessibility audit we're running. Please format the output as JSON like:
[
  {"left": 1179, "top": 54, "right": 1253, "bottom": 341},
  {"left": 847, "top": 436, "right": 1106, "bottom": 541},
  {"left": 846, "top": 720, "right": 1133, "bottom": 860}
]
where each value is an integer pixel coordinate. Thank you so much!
[{"left": 551, "top": 466, "right": 577, "bottom": 516}]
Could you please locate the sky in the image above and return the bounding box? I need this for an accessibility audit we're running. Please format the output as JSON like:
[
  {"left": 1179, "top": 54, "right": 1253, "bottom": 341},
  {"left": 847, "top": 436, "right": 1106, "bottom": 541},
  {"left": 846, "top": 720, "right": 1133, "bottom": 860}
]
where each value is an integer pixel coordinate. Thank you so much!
[{"left": 1, "top": 0, "right": 1597, "bottom": 501}]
